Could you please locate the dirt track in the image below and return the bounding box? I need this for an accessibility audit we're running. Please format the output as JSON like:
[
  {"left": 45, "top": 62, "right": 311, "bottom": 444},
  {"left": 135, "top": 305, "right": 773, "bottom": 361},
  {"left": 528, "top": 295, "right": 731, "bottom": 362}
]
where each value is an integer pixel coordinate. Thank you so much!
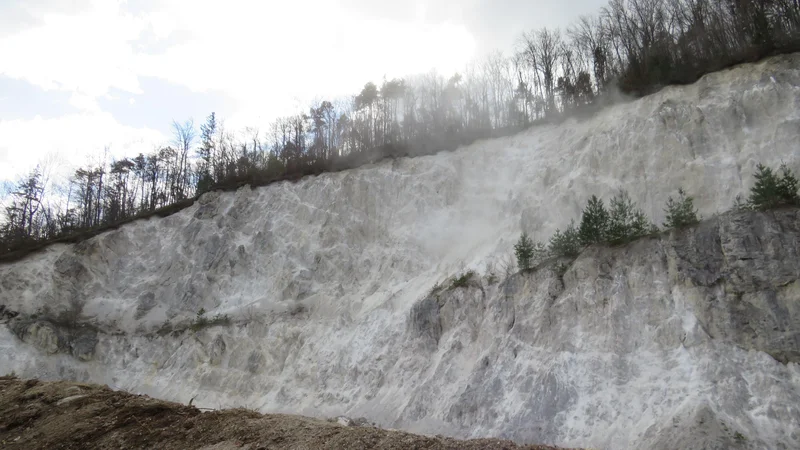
[{"left": 0, "top": 376, "right": 574, "bottom": 450}]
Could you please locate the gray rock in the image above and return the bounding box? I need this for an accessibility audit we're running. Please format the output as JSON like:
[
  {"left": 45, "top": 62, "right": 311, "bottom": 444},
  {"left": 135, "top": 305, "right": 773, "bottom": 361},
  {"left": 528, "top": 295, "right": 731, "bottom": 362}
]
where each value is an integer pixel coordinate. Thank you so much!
[
  {"left": 671, "top": 209, "right": 800, "bottom": 363},
  {"left": 407, "top": 294, "right": 442, "bottom": 347},
  {"left": 70, "top": 328, "right": 98, "bottom": 361},
  {"left": 639, "top": 404, "right": 749, "bottom": 450},
  {"left": 246, "top": 351, "right": 264, "bottom": 374},
  {"left": 399, "top": 208, "right": 800, "bottom": 446},
  {"left": 135, "top": 292, "right": 157, "bottom": 320},
  {"left": 18, "top": 321, "right": 61, "bottom": 354},
  {"left": 56, "top": 394, "right": 88, "bottom": 406},
  {"left": 9, "top": 316, "right": 98, "bottom": 361},
  {"left": 209, "top": 334, "right": 226, "bottom": 366}
]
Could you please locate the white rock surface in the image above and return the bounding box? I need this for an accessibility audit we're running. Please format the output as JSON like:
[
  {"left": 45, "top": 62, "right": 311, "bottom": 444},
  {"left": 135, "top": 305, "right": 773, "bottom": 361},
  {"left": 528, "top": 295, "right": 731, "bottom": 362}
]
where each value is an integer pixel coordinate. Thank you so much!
[{"left": 1, "top": 54, "right": 800, "bottom": 449}]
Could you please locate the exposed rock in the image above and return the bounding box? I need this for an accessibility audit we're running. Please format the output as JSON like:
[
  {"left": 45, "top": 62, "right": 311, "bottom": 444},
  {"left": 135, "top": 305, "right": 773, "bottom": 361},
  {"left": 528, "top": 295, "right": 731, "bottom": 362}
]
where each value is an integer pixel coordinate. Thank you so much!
[
  {"left": 246, "top": 351, "right": 264, "bottom": 374},
  {"left": 333, "top": 416, "right": 377, "bottom": 427},
  {"left": 70, "top": 328, "right": 98, "bottom": 361},
  {"left": 13, "top": 320, "right": 60, "bottom": 354},
  {"left": 9, "top": 316, "right": 98, "bottom": 361},
  {"left": 0, "top": 305, "right": 18, "bottom": 322},
  {"left": 56, "top": 394, "right": 88, "bottom": 406},
  {"left": 408, "top": 295, "right": 442, "bottom": 347},
  {"left": 639, "top": 404, "right": 749, "bottom": 450},
  {"left": 672, "top": 209, "right": 800, "bottom": 362},
  {"left": 400, "top": 209, "right": 800, "bottom": 448},
  {"left": 135, "top": 292, "right": 157, "bottom": 320},
  {"left": 209, "top": 334, "right": 226, "bottom": 366}
]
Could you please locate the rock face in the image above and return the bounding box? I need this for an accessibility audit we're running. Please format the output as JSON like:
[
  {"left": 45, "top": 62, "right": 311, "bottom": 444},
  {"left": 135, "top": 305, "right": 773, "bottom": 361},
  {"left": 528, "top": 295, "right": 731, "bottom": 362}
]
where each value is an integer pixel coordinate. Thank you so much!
[
  {"left": 9, "top": 319, "right": 98, "bottom": 361},
  {"left": 397, "top": 210, "right": 800, "bottom": 450},
  {"left": 672, "top": 211, "right": 800, "bottom": 364},
  {"left": 1, "top": 55, "right": 800, "bottom": 450}
]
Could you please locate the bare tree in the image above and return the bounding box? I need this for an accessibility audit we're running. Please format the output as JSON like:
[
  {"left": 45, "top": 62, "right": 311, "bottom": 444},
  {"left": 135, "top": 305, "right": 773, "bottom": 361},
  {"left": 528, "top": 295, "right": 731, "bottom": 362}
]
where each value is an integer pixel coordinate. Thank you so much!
[{"left": 172, "top": 119, "right": 196, "bottom": 200}]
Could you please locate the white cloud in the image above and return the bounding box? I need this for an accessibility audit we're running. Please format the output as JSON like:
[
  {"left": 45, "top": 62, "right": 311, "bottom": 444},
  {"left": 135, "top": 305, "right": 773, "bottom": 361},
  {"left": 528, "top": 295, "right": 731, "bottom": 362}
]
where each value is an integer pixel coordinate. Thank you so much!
[
  {"left": 1, "top": 0, "right": 476, "bottom": 117},
  {"left": 0, "top": 0, "right": 476, "bottom": 109},
  {"left": 132, "top": 0, "right": 475, "bottom": 127},
  {"left": 0, "top": 0, "right": 145, "bottom": 98},
  {"left": 130, "top": 0, "right": 475, "bottom": 121},
  {"left": 0, "top": 112, "right": 166, "bottom": 181},
  {"left": 69, "top": 92, "right": 102, "bottom": 113}
]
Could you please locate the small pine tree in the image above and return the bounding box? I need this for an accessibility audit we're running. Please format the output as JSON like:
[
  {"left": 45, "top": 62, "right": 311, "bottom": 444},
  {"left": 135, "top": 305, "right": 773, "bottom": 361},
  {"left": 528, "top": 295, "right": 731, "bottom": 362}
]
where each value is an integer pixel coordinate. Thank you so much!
[
  {"left": 514, "top": 232, "right": 535, "bottom": 270},
  {"left": 634, "top": 210, "right": 659, "bottom": 236},
  {"left": 196, "top": 171, "right": 214, "bottom": 195},
  {"left": 606, "top": 190, "right": 655, "bottom": 245},
  {"left": 777, "top": 164, "right": 800, "bottom": 206},
  {"left": 663, "top": 188, "right": 700, "bottom": 229},
  {"left": 549, "top": 220, "right": 581, "bottom": 257},
  {"left": 747, "top": 164, "right": 781, "bottom": 210},
  {"left": 579, "top": 195, "right": 609, "bottom": 246},
  {"left": 531, "top": 241, "right": 549, "bottom": 265}
]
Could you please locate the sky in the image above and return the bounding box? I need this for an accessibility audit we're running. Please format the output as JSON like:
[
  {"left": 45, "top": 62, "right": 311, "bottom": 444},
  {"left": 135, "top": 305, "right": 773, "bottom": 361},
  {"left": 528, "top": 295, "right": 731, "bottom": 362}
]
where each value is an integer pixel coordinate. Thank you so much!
[{"left": 0, "top": 0, "right": 605, "bottom": 183}]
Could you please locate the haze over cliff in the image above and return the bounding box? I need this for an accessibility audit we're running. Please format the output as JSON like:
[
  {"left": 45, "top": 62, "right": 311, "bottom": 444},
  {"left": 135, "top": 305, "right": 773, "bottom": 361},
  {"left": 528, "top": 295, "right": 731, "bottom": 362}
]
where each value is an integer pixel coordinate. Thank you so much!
[{"left": 1, "top": 54, "right": 800, "bottom": 449}]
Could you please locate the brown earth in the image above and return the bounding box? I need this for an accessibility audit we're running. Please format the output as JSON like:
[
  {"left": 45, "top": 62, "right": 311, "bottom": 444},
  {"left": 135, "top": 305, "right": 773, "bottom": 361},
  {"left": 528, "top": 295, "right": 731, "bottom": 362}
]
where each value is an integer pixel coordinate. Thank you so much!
[{"left": 0, "top": 377, "right": 574, "bottom": 450}]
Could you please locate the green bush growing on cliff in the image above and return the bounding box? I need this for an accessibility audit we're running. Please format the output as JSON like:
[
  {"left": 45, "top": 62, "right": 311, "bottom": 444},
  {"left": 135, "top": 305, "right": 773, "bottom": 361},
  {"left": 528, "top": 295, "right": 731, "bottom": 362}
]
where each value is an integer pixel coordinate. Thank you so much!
[
  {"left": 747, "top": 163, "right": 800, "bottom": 210},
  {"left": 579, "top": 195, "right": 609, "bottom": 246},
  {"left": 663, "top": 188, "right": 700, "bottom": 229},
  {"left": 779, "top": 165, "right": 800, "bottom": 205},
  {"left": 514, "top": 232, "right": 535, "bottom": 270},
  {"left": 514, "top": 233, "right": 550, "bottom": 272},
  {"left": 450, "top": 271, "right": 476, "bottom": 289},
  {"left": 549, "top": 220, "right": 581, "bottom": 258},
  {"left": 190, "top": 308, "right": 231, "bottom": 332},
  {"left": 531, "top": 241, "right": 548, "bottom": 266},
  {"left": 605, "top": 191, "right": 656, "bottom": 245}
]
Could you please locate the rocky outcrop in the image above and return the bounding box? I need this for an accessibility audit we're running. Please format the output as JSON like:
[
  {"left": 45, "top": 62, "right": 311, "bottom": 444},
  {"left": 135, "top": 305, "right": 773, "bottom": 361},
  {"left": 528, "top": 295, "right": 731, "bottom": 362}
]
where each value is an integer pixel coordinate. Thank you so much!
[
  {"left": 8, "top": 317, "right": 98, "bottom": 361},
  {"left": 401, "top": 209, "right": 800, "bottom": 449},
  {"left": 548, "top": 207, "right": 800, "bottom": 364},
  {"left": 671, "top": 209, "right": 800, "bottom": 363}
]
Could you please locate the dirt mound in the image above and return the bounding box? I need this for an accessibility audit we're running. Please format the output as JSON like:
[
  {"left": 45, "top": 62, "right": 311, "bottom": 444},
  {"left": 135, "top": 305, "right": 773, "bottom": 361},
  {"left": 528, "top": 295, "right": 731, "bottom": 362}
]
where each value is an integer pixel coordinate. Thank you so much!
[{"left": 0, "top": 377, "right": 573, "bottom": 449}]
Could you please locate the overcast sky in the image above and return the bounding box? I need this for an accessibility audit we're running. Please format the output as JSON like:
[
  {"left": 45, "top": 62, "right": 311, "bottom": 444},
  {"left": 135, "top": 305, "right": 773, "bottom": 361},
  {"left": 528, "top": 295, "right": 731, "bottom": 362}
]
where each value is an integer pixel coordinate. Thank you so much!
[{"left": 0, "top": 0, "right": 605, "bottom": 182}]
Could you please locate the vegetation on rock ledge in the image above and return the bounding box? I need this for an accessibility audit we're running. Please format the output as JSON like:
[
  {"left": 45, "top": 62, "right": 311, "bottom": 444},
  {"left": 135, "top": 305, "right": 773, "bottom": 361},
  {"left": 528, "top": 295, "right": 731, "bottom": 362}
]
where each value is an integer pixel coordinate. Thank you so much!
[{"left": 513, "top": 162, "right": 799, "bottom": 272}]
